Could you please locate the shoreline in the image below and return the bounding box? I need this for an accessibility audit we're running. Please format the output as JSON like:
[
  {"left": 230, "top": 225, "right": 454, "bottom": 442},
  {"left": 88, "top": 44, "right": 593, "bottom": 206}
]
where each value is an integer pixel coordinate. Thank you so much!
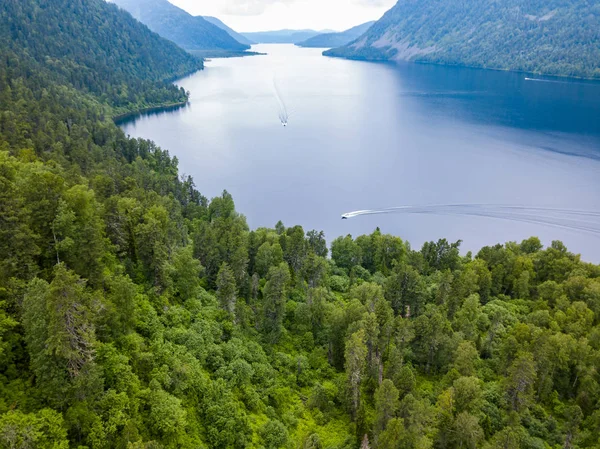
[
  {"left": 322, "top": 51, "right": 600, "bottom": 83},
  {"left": 113, "top": 101, "right": 188, "bottom": 125},
  {"left": 187, "top": 50, "right": 266, "bottom": 59}
]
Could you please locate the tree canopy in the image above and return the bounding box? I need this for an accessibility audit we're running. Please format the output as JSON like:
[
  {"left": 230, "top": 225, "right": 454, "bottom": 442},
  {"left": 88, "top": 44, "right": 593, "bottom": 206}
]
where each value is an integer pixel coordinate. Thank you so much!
[
  {"left": 325, "top": 0, "right": 600, "bottom": 79},
  {"left": 1, "top": 0, "right": 600, "bottom": 448}
]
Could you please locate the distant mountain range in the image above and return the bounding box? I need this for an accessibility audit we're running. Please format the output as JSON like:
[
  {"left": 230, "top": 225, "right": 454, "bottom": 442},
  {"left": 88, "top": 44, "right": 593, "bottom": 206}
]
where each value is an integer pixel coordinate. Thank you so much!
[
  {"left": 111, "top": 0, "right": 249, "bottom": 51},
  {"left": 296, "top": 21, "right": 375, "bottom": 48},
  {"left": 324, "top": 0, "right": 600, "bottom": 79},
  {"left": 241, "top": 29, "right": 335, "bottom": 44},
  {"left": 3, "top": 1, "right": 600, "bottom": 449},
  {"left": 202, "top": 16, "right": 255, "bottom": 46}
]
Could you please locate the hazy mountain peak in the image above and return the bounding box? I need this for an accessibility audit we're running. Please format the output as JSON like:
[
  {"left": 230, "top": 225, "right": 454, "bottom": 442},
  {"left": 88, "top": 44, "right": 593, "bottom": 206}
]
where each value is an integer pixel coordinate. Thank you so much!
[
  {"left": 111, "top": 0, "right": 250, "bottom": 51},
  {"left": 240, "top": 29, "right": 335, "bottom": 44},
  {"left": 296, "top": 21, "right": 376, "bottom": 48},
  {"left": 202, "top": 16, "right": 255, "bottom": 46}
]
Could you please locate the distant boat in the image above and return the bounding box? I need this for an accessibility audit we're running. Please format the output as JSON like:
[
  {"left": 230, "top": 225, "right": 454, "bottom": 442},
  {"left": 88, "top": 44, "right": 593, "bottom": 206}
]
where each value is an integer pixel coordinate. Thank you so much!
[{"left": 525, "top": 77, "right": 561, "bottom": 84}]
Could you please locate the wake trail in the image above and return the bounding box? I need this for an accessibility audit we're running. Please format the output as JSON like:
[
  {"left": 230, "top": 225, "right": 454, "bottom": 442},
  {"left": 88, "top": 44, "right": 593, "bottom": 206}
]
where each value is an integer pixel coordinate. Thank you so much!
[
  {"left": 524, "top": 77, "right": 594, "bottom": 87},
  {"left": 525, "top": 77, "right": 568, "bottom": 84},
  {"left": 273, "top": 77, "right": 289, "bottom": 125},
  {"left": 341, "top": 204, "right": 600, "bottom": 237},
  {"left": 344, "top": 204, "right": 600, "bottom": 218},
  {"left": 436, "top": 210, "right": 600, "bottom": 236}
]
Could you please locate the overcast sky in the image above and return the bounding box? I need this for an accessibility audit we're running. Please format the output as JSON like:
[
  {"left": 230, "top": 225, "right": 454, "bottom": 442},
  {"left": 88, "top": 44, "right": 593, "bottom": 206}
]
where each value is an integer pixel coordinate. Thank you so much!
[{"left": 167, "top": 0, "right": 396, "bottom": 32}]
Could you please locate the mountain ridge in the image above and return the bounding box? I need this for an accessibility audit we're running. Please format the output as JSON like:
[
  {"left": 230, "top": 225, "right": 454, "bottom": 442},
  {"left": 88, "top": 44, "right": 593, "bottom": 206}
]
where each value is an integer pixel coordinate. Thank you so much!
[
  {"left": 1, "top": 0, "right": 203, "bottom": 115},
  {"left": 325, "top": 0, "right": 600, "bottom": 79},
  {"left": 241, "top": 29, "right": 335, "bottom": 44},
  {"left": 297, "top": 21, "right": 376, "bottom": 48},
  {"left": 1, "top": 0, "right": 600, "bottom": 448},
  {"left": 202, "top": 16, "right": 255, "bottom": 46},
  {"left": 111, "top": 0, "right": 250, "bottom": 51}
]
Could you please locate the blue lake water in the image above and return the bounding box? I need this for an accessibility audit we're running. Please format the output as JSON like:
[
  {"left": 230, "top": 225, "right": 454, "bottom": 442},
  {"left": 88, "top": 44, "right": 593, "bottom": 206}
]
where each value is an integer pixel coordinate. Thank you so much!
[{"left": 120, "top": 44, "right": 600, "bottom": 262}]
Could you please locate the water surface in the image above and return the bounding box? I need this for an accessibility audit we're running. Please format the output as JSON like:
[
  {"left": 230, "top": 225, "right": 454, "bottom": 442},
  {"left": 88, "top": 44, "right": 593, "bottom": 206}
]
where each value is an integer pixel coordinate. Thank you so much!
[{"left": 121, "top": 45, "right": 600, "bottom": 262}]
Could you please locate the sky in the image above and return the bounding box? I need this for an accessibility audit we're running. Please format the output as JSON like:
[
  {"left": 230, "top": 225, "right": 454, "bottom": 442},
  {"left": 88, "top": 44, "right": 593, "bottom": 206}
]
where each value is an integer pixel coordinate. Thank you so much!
[{"left": 167, "top": 0, "right": 397, "bottom": 32}]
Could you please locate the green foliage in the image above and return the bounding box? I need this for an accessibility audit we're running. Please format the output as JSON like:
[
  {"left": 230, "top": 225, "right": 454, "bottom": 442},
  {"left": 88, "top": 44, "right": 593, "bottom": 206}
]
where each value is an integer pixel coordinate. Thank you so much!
[
  {"left": 345, "top": 329, "right": 367, "bottom": 419},
  {"left": 325, "top": 0, "right": 600, "bottom": 79},
  {"left": 262, "top": 263, "right": 291, "bottom": 343},
  {"left": 0, "top": 0, "right": 203, "bottom": 116},
  {"left": 0, "top": 409, "right": 68, "bottom": 449},
  {"left": 374, "top": 380, "right": 399, "bottom": 435},
  {"left": 261, "top": 419, "right": 289, "bottom": 449},
  {"left": 1, "top": 1, "right": 599, "bottom": 448},
  {"left": 217, "top": 262, "right": 238, "bottom": 318}
]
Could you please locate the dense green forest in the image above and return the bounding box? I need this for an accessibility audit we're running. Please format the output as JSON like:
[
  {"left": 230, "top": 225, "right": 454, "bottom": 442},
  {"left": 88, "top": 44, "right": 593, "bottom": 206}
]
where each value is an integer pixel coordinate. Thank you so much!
[
  {"left": 297, "top": 22, "right": 375, "bottom": 49},
  {"left": 2, "top": 0, "right": 600, "bottom": 448},
  {"left": 0, "top": 0, "right": 203, "bottom": 115},
  {"left": 325, "top": 0, "right": 600, "bottom": 79},
  {"left": 111, "top": 0, "right": 250, "bottom": 52}
]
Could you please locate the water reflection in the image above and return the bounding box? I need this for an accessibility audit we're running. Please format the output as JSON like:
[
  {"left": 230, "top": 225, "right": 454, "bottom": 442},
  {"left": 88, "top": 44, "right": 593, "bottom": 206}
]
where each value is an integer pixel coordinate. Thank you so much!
[
  {"left": 121, "top": 45, "right": 600, "bottom": 261},
  {"left": 115, "top": 102, "right": 191, "bottom": 125}
]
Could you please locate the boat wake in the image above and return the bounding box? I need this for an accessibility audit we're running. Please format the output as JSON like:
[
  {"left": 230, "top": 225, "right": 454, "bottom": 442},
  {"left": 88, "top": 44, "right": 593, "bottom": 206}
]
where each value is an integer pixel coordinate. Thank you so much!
[
  {"left": 524, "top": 77, "right": 580, "bottom": 85},
  {"left": 273, "top": 77, "right": 289, "bottom": 126},
  {"left": 341, "top": 204, "right": 600, "bottom": 236}
]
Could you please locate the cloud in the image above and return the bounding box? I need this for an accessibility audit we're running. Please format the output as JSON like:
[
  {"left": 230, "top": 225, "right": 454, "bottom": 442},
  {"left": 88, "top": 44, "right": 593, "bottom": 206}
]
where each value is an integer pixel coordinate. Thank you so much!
[
  {"left": 353, "top": 0, "right": 395, "bottom": 7},
  {"left": 218, "top": 0, "right": 296, "bottom": 16}
]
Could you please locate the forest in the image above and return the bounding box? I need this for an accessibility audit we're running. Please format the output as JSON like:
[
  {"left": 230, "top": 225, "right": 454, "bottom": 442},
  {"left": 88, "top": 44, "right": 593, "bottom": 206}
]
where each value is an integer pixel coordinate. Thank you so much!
[
  {"left": 0, "top": 0, "right": 203, "bottom": 115},
  {"left": 325, "top": 0, "right": 600, "bottom": 80},
  {"left": 1, "top": 0, "right": 600, "bottom": 448}
]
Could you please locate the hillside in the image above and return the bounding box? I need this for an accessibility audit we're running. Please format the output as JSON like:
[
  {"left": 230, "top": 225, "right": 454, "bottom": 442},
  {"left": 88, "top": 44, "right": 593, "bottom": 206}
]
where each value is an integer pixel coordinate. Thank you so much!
[
  {"left": 203, "top": 16, "right": 255, "bottom": 46},
  {"left": 112, "top": 0, "right": 250, "bottom": 51},
  {"left": 0, "top": 0, "right": 202, "bottom": 114},
  {"left": 325, "top": 0, "right": 600, "bottom": 79},
  {"left": 241, "top": 29, "right": 332, "bottom": 44},
  {"left": 1, "top": 0, "right": 600, "bottom": 448},
  {"left": 297, "top": 21, "right": 375, "bottom": 48}
]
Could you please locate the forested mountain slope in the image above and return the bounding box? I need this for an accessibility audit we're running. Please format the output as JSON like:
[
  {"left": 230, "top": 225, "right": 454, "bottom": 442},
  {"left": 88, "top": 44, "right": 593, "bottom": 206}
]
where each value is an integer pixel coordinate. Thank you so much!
[
  {"left": 325, "top": 0, "right": 600, "bottom": 79},
  {"left": 203, "top": 16, "right": 255, "bottom": 46},
  {"left": 0, "top": 0, "right": 202, "bottom": 114},
  {"left": 297, "top": 22, "right": 375, "bottom": 48},
  {"left": 111, "top": 0, "right": 250, "bottom": 51},
  {"left": 1, "top": 0, "right": 600, "bottom": 448}
]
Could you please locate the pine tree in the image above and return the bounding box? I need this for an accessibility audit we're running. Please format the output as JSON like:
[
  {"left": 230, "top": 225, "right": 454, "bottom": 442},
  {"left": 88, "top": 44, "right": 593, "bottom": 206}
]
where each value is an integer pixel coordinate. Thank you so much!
[{"left": 217, "top": 262, "right": 237, "bottom": 318}]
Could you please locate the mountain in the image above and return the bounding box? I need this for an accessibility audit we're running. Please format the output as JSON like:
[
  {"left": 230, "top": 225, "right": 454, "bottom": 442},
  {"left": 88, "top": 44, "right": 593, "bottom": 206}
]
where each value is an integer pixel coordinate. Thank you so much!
[
  {"left": 2, "top": 0, "right": 600, "bottom": 447},
  {"left": 1, "top": 0, "right": 202, "bottom": 114},
  {"left": 325, "top": 0, "right": 600, "bottom": 79},
  {"left": 111, "top": 0, "right": 250, "bottom": 51},
  {"left": 241, "top": 29, "right": 334, "bottom": 44},
  {"left": 297, "top": 21, "right": 375, "bottom": 48},
  {"left": 203, "top": 16, "right": 255, "bottom": 46}
]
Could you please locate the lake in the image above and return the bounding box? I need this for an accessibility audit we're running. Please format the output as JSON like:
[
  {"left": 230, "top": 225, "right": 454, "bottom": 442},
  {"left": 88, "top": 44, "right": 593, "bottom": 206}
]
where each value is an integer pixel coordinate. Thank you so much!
[{"left": 120, "top": 44, "right": 600, "bottom": 262}]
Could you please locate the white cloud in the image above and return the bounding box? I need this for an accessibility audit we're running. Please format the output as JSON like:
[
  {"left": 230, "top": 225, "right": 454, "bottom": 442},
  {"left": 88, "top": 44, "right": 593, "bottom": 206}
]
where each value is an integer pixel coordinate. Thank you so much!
[
  {"left": 353, "top": 0, "right": 393, "bottom": 5},
  {"left": 168, "top": 0, "right": 396, "bottom": 32},
  {"left": 217, "top": 0, "right": 295, "bottom": 16}
]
